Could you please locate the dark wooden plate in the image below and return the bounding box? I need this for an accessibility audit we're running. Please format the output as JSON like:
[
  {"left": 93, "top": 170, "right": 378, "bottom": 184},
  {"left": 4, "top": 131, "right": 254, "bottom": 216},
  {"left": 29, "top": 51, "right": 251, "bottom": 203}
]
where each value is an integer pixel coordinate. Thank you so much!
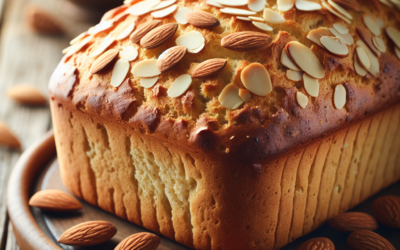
[{"left": 7, "top": 131, "right": 400, "bottom": 249}]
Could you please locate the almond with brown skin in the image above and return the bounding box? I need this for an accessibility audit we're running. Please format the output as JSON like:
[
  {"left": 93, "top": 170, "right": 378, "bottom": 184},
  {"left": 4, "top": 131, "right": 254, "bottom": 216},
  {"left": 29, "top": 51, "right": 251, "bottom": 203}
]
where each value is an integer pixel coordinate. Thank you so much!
[
  {"left": 29, "top": 189, "right": 82, "bottom": 212},
  {"left": 130, "top": 20, "right": 161, "bottom": 44},
  {"left": 192, "top": 59, "right": 227, "bottom": 78},
  {"left": 221, "top": 31, "right": 272, "bottom": 51},
  {"left": 297, "top": 237, "right": 335, "bottom": 250},
  {"left": 347, "top": 230, "right": 395, "bottom": 250},
  {"left": 115, "top": 232, "right": 160, "bottom": 250},
  {"left": 6, "top": 84, "right": 47, "bottom": 106},
  {"left": 157, "top": 46, "right": 187, "bottom": 72},
  {"left": 0, "top": 122, "right": 21, "bottom": 150},
  {"left": 371, "top": 195, "right": 400, "bottom": 228},
  {"left": 58, "top": 221, "right": 117, "bottom": 246},
  {"left": 185, "top": 10, "right": 220, "bottom": 28},
  {"left": 25, "top": 5, "right": 64, "bottom": 34},
  {"left": 140, "top": 23, "right": 178, "bottom": 49},
  {"left": 90, "top": 49, "right": 119, "bottom": 75},
  {"left": 329, "top": 212, "right": 378, "bottom": 232}
]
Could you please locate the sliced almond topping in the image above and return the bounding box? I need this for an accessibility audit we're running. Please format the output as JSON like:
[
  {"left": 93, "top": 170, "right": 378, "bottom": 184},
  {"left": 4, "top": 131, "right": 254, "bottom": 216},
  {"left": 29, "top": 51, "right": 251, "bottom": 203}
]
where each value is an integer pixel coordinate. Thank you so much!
[
  {"left": 237, "top": 16, "right": 251, "bottom": 21},
  {"left": 353, "top": 49, "right": 367, "bottom": 76},
  {"left": 295, "top": 0, "right": 322, "bottom": 11},
  {"left": 357, "top": 26, "right": 381, "bottom": 57},
  {"left": 186, "top": 10, "right": 220, "bottom": 28},
  {"left": 395, "top": 46, "right": 400, "bottom": 60},
  {"left": 88, "top": 20, "right": 114, "bottom": 35},
  {"left": 248, "top": 0, "right": 267, "bottom": 12},
  {"left": 90, "top": 36, "right": 115, "bottom": 58},
  {"left": 380, "top": 0, "right": 393, "bottom": 7},
  {"left": 386, "top": 26, "right": 400, "bottom": 48},
  {"left": 116, "top": 21, "right": 136, "bottom": 40},
  {"left": 192, "top": 59, "right": 227, "bottom": 78},
  {"left": 151, "top": 4, "right": 178, "bottom": 18},
  {"left": 157, "top": 46, "right": 187, "bottom": 72},
  {"left": 65, "top": 36, "right": 92, "bottom": 58},
  {"left": 207, "top": 0, "right": 223, "bottom": 7},
  {"left": 0, "top": 122, "right": 21, "bottom": 150},
  {"left": 176, "top": 31, "right": 205, "bottom": 52},
  {"left": 334, "top": 84, "right": 346, "bottom": 109},
  {"left": 130, "top": 20, "right": 161, "bottom": 44},
  {"left": 307, "top": 27, "right": 333, "bottom": 47},
  {"left": 167, "top": 74, "right": 192, "bottom": 97},
  {"left": 110, "top": 59, "right": 130, "bottom": 87},
  {"left": 140, "top": 23, "right": 178, "bottom": 49},
  {"left": 328, "top": 0, "right": 352, "bottom": 20},
  {"left": 286, "top": 70, "right": 303, "bottom": 81},
  {"left": 174, "top": 7, "right": 192, "bottom": 24},
  {"left": 150, "top": 0, "right": 176, "bottom": 11},
  {"left": 214, "top": 0, "right": 248, "bottom": 7},
  {"left": 239, "top": 89, "right": 251, "bottom": 102},
  {"left": 372, "top": 36, "right": 386, "bottom": 53},
  {"left": 333, "top": 23, "right": 348, "bottom": 34},
  {"left": 263, "top": 8, "right": 286, "bottom": 24},
  {"left": 249, "top": 16, "right": 265, "bottom": 22},
  {"left": 131, "top": 59, "right": 161, "bottom": 77},
  {"left": 70, "top": 32, "right": 87, "bottom": 45},
  {"left": 129, "top": 0, "right": 161, "bottom": 15},
  {"left": 220, "top": 8, "right": 257, "bottom": 16},
  {"left": 278, "top": 0, "right": 295, "bottom": 12},
  {"left": 363, "top": 15, "right": 381, "bottom": 36},
  {"left": 356, "top": 46, "right": 371, "bottom": 70},
  {"left": 62, "top": 45, "right": 72, "bottom": 55},
  {"left": 356, "top": 40, "right": 379, "bottom": 76},
  {"left": 296, "top": 92, "right": 308, "bottom": 109},
  {"left": 331, "top": 0, "right": 360, "bottom": 11},
  {"left": 91, "top": 49, "right": 119, "bottom": 74},
  {"left": 321, "top": 1, "right": 351, "bottom": 24},
  {"left": 189, "top": 43, "right": 205, "bottom": 53},
  {"left": 221, "top": 31, "right": 272, "bottom": 51},
  {"left": 303, "top": 73, "right": 319, "bottom": 97},
  {"left": 320, "top": 36, "right": 349, "bottom": 56},
  {"left": 286, "top": 41, "right": 325, "bottom": 79},
  {"left": 281, "top": 47, "right": 301, "bottom": 71},
  {"left": 252, "top": 21, "right": 273, "bottom": 31},
  {"left": 218, "top": 84, "right": 243, "bottom": 109},
  {"left": 241, "top": 63, "right": 272, "bottom": 96},
  {"left": 329, "top": 27, "right": 354, "bottom": 45},
  {"left": 140, "top": 76, "right": 159, "bottom": 88},
  {"left": 120, "top": 46, "right": 138, "bottom": 61}
]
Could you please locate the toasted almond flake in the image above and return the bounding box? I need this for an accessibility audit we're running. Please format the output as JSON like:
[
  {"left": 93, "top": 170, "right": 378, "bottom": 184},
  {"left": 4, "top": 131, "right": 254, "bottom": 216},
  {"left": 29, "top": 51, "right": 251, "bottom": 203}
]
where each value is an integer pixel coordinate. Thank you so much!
[
  {"left": 218, "top": 83, "right": 243, "bottom": 109},
  {"left": 220, "top": 8, "right": 257, "bottom": 16},
  {"left": 62, "top": 45, "right": 72, "bottom": 54},
  {"left": 110, "top": 59, "right": 130, "bottom": 87},
  {"left": 353, "top": 49, "right": 367, "bottom": 76},
  {"left": 130, "top": 20, "right": 161, "bottom": 43},
  {"left": 248, "top": 0, "right": 267, "bottom": 12},
  {"left": 140, "top": 23, "right": 178, "bottom": 49},
  {"left": 241, "top": 63, "right": 272, "bottom": 96},
  {"left": 129, "top": 0, "right": 161, "bottom": 15},
  {"left": 167, "top": 74, "right": 192, "bottom": 97},
  {"left": 303, "top": 73, "right": 319, "bottom": 97},
  {"left": 131, "top": 59, "right": 161, "bottom": 77},
  {"left": 70, "top": 32, "right": 87, "bottom": 45},
  {"left": 215, "top": 0, "right": 248, "bottom": 7},
  {"left": 140, "top": 76, "right": 159, "bottom": 88},
  {"left": 192, "top": 59, "right": 227, "bottom": 78},
  {"left": 116, "top": 21, "right": 136, "bottom": 40},
  {"left": 356, "top": 46, "right": 371, "bottom": 70},
  {"left": 207, "top": 0, "right": 223, "bottom": 7},
  {"left": 239, "top": 89, "right": 251, "bottom": 102},
  {"left": 157, "top": 46, "right": 187, "bottom": 72},
  {"left": 237, "top": 16, "right": 251, "bottom": 21},
  {"left": 333, "top": 23, "right": 348, "bottom": 34},
  {"left": 189, "top": 43, "right": 205, "bottom": 53},
  {"left": 357, "top": 26, "right": 381, "bottom": 57},
  {"left": 395, "top": 46, "right": 400, "bottom": 60},
  {"left": 150, "top": 0, "right": 176, "bottom": 11},
  {"left": 281, "top": 47, "right": 301, "bottom": 71},
  {"left": 329, "top": 27, "right": 354, "bottom": 45},
  {"left": 386, "top": 26, "right": 400, "bottom": 48},
  {"left": 186, "top": 10, "right": 220, "bottom": 28},
  {"left": 176, "top": 31, "right": 205, "bottom": 51},
  {"left": 363, "top": 15, "right": 381, "bottom": 36},
  {"left": 278, "top": 0, "right": 295, "bottom": 12},
  {"left": 120, "top": 46, "right": 138, "bottom": 61},
  {"left": 328, "top": 0, "right": 352, "bottom": 20},
  {"left": 296, "top": 92, "right": 308, "bottom": 108},
  {"left": 295, "top": 0, "right": 322, "bottom": 11},
  {"left": 65, "top": 36, "right": 92, "bottom": 58},
  {"left": 320, "top": 36, "right": 349, "bottom": 56},
  {"left": 0, "top": 122, "right": 21, "bottom": 149},
  {"left": 380, "top": 0, "right": 394, "bottom": 7},
  {"left": 322, "top": 2, "right": 351, "bottom": 24},
  {"left": 286, "top": 70, "right": 303, "bottom": 81},
  {"left": 249, "top": 16, "right": 265, "bottom": 22},
  {"left": 263, "top": 8, "right": 285, "bottom": 23},
  {"left": 151, "top": 4, "right": 178, "bottom": 18},
  {"left": 174, "top": 7, "right": 192, "bottom": 24},
  {"left": 252, "top": 21, "right": 273, "bottom": 31},
  {"left": 286, "top": 41, "right": 325, "bottom": 79},
  {"left": 91, "top": 36, "right": 115, "bottom": 58},
  {"left": 372, "top": 36, "right": 386, "bottom": 53},
  {"left": 331, "top": 0, "right": 360, "bottom": 10},
  {"left": 88, "top": 20, "right": 114, "bottom": 35},
  {"left": 307, "top": 27, "right": 333, "bottom": 47},
  {"left": 334, "top": 84, "right": 346, "bottom": 109},
  {"left": 356, "top": 40, "right": 379, "bottom": 76},
  {"left": 91, "top": 49, "right": 119, "bottom": 74},
  {"left": 390, "top": 0, "right": 400, "bottom": 9}
]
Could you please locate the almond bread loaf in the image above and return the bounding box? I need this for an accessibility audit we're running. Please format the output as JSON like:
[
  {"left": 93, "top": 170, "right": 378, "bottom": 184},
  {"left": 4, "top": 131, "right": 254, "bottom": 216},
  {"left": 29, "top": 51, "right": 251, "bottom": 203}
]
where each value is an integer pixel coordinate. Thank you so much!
[{"left": 49, "top": 0, "right": 400, "bottom": 249}]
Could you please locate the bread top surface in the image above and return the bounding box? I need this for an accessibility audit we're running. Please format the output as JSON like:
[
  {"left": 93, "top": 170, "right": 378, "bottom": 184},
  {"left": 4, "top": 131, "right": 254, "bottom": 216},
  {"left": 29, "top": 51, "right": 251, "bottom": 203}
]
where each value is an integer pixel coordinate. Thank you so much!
[{"left": 49, "top": 0, "right": 400, "bottom": 165}]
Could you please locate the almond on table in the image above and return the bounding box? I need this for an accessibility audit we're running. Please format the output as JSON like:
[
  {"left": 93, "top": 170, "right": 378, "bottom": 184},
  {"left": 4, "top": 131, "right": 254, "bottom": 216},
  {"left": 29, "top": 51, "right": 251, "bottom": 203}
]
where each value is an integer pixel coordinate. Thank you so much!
[
  {"left": 29, "top": 189, "right": 82, "bottom": 212},
  {"left": 115, "top": 232, "right": 160, "bottom": 250},
  {"left": 6, "top": 84, "right": 47, "bottom": 106}
]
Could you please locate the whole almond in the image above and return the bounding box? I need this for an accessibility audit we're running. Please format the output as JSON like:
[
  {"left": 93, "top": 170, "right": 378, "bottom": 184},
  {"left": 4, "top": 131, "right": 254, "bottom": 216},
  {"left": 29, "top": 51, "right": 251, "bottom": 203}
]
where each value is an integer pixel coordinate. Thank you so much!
[
  {"left": 58, "top": 221, "right": 117, "bottom": 246},
  {"left": 25, "top": 5, "right": 64, "bottom": 34},
  {"left": 347, "top": 230, "right": 395, "bottom": 250},
  {"left": 192, "top": 59, "right": 227, "bottom": 78},
  {"left": 0, "top": 122, "right": 21, "bottom": 150},
  {"left": 130, "top": 20, "right": 161, "bottom": 44},
  {"left": 371, "top": 195, "right": 400, "bottom": 228},
  {"left": 115, "top": 232, "right": 160, "bottom": 250},
  {"left": 90, "top": 49, "right": 119, "bottom": 75},
  {"left": 29, "top": 189, "right": 82, "bottom": 212},
  {"left": 185, "top": 10, "right": 220, "bottom": 28},
  {"left": 6, "top": 84, "right": 47, "bottom": 106},
  {"left": 297, "top": 237, "right": 334, "bottom": 250},
  {"left": 140, "top": 23, "right": 178, "bottom": 49},
  {"left": 157, "top": 46, "right": 187, "bottom": 72},
  {"left": 221, "top": 31, "right": 272, "bottom": 51},
  {"left": 329, "top": 212, "right": 378, "bottom": 232}
]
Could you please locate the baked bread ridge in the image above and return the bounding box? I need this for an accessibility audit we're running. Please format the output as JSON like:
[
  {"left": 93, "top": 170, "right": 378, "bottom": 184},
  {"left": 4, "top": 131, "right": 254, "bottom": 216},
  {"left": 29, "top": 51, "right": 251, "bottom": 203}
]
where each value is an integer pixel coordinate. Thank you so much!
[{"left": 49, "top": 0, "right": 400, "bottom": 166}]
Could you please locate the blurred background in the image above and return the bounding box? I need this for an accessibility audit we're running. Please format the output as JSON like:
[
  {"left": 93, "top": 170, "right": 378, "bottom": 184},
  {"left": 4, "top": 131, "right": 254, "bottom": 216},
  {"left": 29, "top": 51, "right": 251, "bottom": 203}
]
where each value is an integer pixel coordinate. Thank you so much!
[{"left": 0, "top": 0, "right": 122, "bottom": 249}]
